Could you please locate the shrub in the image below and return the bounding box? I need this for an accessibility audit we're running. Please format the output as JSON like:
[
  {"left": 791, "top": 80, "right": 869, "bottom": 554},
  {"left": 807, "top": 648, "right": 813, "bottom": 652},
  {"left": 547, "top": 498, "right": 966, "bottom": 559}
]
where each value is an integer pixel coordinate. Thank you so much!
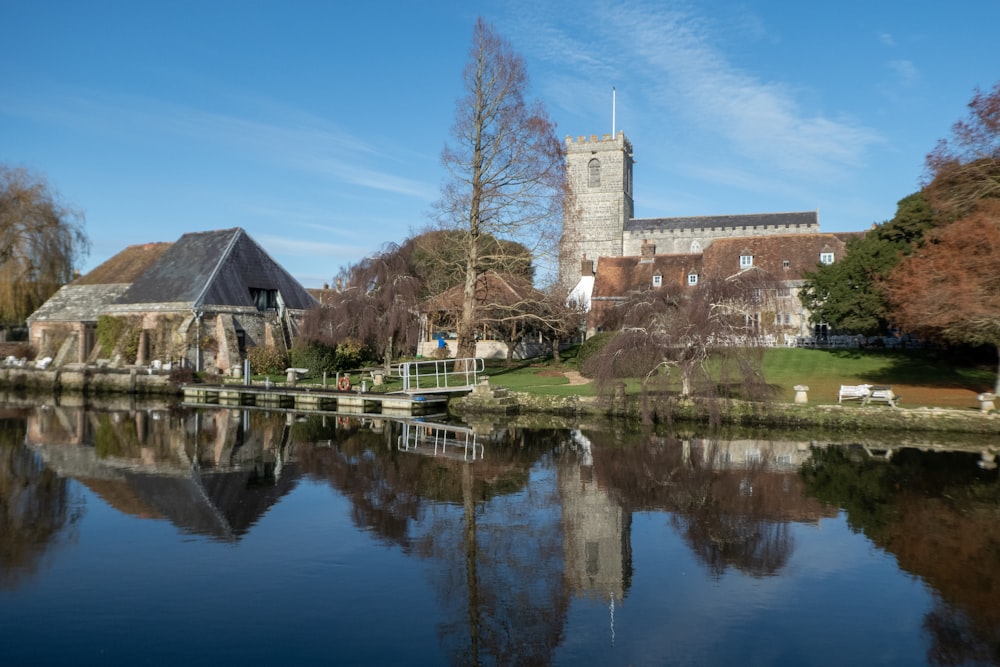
[
  {"left": 290, "top": 341, "right": 339, "bottom": 375},
  {"left": 246, "top": 344, "right": 288, "bottom": 375},
  {"left": 168, "top": 366, "right": 195, "bottom": 385},
  {"left": 96, "top": 315, "right": 142, "bottom": 363},
  {"left": 334, "top": 338, "right": 371, "bottom": 370}
]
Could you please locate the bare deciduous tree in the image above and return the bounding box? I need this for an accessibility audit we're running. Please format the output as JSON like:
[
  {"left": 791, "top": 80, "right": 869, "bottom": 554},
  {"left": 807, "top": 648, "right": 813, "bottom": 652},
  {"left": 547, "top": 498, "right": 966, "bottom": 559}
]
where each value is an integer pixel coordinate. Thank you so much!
[
  {"left": 436, "top": 18, "right": 564, "bottom": 359},
  {"left": 0, "top": 166, "right": 88, "bottom": 327},
  {"left": 586, "top": 271, "right": 779, "bottom": 423},
  {"left": 924, "top": 81, "right": 1000, "bottom": 220},
  {"left": 301, "top": 242, "right": 422, "bottom": 370}
]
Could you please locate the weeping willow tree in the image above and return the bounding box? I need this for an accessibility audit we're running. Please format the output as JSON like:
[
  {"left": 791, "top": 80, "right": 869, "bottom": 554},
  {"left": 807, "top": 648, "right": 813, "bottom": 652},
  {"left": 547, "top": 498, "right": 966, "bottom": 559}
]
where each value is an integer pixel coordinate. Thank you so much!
[{"left": 0, "top": 166, "right": 89, "bottom": 327}]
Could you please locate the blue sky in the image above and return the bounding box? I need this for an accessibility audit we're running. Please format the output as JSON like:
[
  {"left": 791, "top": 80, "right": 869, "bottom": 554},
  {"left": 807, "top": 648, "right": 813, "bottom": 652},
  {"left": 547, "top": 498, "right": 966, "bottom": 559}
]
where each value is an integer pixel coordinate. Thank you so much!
[{"left": 2, "top": 1, "right": 997, "bottom": 288}]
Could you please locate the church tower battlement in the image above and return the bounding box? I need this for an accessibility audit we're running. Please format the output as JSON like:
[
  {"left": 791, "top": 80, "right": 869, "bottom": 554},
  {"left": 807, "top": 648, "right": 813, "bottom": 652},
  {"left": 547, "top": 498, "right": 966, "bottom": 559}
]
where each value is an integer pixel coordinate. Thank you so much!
[{"left": 560, "top": 132, "right": 634, "bottom": 290}]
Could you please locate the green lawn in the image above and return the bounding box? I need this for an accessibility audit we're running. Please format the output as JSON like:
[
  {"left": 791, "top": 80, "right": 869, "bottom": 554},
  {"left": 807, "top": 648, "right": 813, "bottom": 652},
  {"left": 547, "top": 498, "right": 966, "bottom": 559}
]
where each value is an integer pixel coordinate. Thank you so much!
[
  {"left": 761, "top": 348, "right": 994, "bottom": 404},
  {"left": 480, "top": 347, "right": 996, "bottom": 408}
]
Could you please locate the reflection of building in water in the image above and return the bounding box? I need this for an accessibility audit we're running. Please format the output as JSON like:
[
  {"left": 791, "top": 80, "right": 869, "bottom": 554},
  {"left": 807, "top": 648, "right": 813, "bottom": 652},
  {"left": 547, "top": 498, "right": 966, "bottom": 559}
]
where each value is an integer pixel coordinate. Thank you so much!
[
  {"left": 26, "top": 406, "right": 300, "bottom": 541},
  {"left": 683, "top": 437, "right": 813, "bottom": 470},
  {"left": 559, "top": 431, "right": 631, "bottom": 605}
]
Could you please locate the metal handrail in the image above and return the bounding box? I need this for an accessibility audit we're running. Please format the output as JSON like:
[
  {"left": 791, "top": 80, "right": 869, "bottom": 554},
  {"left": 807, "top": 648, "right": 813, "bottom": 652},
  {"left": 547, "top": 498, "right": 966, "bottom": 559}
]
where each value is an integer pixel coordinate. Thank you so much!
[{"left": 398, "top": 357, "right": 485, "bottom": 393}]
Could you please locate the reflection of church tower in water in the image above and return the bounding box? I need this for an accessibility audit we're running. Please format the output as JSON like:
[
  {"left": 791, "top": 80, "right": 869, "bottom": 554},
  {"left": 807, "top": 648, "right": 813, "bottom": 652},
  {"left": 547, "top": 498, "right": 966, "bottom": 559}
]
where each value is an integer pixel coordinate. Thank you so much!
[{"left": 559, "top": 430, "right": 631, "bottom": 606}]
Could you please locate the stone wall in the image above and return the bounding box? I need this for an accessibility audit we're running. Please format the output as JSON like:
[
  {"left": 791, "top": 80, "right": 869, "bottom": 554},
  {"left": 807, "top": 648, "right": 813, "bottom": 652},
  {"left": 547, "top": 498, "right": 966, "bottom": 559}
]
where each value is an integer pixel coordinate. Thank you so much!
[{"left": 0, "top": 365, "right": 179, "bottom": 396}]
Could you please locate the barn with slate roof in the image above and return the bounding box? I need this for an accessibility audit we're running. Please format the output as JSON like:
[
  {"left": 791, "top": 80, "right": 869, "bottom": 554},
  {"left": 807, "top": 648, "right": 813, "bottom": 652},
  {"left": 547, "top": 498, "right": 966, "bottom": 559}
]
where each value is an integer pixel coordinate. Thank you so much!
[{"left": 28, "top": 228, "right": 316, "bottom": 373}]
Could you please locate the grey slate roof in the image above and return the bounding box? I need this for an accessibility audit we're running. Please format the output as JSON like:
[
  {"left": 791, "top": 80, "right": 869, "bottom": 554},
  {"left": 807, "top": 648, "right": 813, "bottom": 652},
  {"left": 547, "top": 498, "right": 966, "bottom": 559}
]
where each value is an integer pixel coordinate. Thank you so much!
[
  {"left": 626, "top": 211, "right": 819, "bottom": 233},
  {"left": 27, "top": 284, "right": 131, "bottom": 323},
  {"left": 115, "top": 228, "right": 317, "bottom": 310}
]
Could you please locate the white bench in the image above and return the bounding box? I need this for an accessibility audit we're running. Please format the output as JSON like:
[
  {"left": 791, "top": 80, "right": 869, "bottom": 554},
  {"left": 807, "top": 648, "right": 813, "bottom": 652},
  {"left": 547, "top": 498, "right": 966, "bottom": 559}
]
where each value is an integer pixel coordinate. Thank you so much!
[
  {"left": 838, "top": 384, "right": 898, "bottom": 407},
  {"left": 838, "top": 384, "right": 871, "bottom": 403},
  {"left": 867, "top": 386, "right": 898, "bottom": 407}
]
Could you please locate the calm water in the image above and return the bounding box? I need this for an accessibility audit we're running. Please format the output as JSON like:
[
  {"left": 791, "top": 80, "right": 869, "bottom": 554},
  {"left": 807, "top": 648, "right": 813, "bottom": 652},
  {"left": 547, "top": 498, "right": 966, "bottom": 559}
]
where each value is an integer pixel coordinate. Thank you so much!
[{"left": 1, "top": 401, "right": 998, "bottom": 666}]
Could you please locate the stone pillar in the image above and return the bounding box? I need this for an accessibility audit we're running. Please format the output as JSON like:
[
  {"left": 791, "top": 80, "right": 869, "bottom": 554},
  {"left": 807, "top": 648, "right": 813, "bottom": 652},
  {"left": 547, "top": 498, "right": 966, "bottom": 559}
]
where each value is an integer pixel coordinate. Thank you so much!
[
  {"left": 977, "top": 392, "right": 995, "bottom": 413},
  {"left": 793, "top": 384, "right": 809, "bottom": 404}
]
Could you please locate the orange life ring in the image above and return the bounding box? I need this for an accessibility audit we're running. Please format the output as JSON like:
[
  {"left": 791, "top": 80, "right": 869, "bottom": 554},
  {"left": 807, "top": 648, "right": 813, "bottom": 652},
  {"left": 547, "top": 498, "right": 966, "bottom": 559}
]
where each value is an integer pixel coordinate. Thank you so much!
[{"left": 337, "top": 375, "right": 351, "bottom": 391}]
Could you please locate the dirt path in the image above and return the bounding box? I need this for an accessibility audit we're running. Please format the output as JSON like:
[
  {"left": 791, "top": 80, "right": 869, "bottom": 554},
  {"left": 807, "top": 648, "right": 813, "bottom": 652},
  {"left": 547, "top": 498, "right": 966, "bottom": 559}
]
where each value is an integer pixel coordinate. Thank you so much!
[{"left": 563, "top": 370, "right": 592, "bottom": 386}]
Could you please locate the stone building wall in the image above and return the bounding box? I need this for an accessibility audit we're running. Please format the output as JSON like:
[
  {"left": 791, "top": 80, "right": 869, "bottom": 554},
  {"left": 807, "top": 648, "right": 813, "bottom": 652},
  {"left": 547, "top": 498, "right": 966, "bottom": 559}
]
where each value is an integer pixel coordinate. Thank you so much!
[
  {"left": 622, "top": 218, "right": 820, "bottom": 256},
  {"left": 561, "top": 133, "right": 634, "bottom": 290}
]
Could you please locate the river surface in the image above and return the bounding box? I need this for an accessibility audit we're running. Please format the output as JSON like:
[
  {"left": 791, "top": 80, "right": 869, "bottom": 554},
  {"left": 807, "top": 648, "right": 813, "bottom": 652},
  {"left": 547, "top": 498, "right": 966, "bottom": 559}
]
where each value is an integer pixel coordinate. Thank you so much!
[{"left": 1, "top": 400, "right": 998, "bottom": 666}]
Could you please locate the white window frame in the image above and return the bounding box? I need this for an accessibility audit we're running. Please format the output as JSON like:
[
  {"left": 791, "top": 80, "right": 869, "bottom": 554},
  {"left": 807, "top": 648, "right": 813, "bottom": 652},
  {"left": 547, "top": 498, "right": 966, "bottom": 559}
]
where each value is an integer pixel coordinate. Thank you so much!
[
  {"left": 740, "top": 254, "right": 753, "bottom": 269},
  {"left": 652, "top": 274, "right": 662, "bottom": 287},
  {"left": 820, "top": 252, "right": 834, "bottom": 265},
  {"left": 687, "top": 273, "right": 698, "bottom": 286}
]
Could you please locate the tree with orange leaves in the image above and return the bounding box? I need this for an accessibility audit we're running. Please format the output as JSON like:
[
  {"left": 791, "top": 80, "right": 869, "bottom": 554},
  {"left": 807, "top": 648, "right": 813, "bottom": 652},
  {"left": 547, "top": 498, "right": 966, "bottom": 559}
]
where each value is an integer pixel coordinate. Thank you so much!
[{"left": 886, "top": 200, "right": 1000, "bottom": 392}]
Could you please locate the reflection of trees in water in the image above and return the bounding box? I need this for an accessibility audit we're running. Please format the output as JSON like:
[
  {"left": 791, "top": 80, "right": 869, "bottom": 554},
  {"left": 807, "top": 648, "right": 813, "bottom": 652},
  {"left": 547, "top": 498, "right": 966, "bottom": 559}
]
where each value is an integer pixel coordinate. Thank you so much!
[
  {"left": 0, "top": 417, "right": 81, "bottom": 590},
  {"left": 414, "top": 460, "right": 569, "bottom": 666},
  {"left": 589, "top": 433, "right": 816, "bottom": 578},
  {"left": 296, "top": 421, "right": 570, "bottom": 665},
  {"left": 673, "top": 511, "right": 792, "bottom": 579},
  {"left": 802, "top": 446, "right": 1000, "bottom": 665}
]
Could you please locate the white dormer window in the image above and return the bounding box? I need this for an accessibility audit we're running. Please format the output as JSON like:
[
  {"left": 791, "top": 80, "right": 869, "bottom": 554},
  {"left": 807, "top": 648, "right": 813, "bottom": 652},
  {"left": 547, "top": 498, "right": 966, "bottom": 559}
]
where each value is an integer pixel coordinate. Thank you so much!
[
  {"left": 820, "top": 252, "right": 834, "bottom": 265},
  {"left": 687, "top": 273, "right": 698, "bottom": 285},
  {"left": 739, "top": 254, "right": 753, "bottom": 269},
  {"left": 652, "top": 274, "right": 662, "bottom": 287}
]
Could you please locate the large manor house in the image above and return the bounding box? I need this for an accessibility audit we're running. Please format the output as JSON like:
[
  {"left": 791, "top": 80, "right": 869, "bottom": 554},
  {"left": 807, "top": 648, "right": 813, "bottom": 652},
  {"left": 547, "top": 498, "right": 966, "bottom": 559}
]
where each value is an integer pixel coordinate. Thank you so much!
[{"left": 560, "top": 131, "right": 857, "bottom": 340}]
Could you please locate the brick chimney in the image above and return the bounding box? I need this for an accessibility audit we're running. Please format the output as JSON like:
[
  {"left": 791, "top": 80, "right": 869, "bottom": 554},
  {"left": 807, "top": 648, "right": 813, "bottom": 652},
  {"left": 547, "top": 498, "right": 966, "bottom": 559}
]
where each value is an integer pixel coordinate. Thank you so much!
[
  {"left": 640, "top": 239, "right": 655, "bottom": 262},
  {"left": 580, "top": 254, "right": 594, "bottom": 277}
]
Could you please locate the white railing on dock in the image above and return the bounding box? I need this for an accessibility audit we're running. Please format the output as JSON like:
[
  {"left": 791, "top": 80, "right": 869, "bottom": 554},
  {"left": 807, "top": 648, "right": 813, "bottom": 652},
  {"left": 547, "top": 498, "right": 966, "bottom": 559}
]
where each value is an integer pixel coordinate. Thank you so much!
[{"left": 398, "top": 357, "right": 485, "bottom": 393}]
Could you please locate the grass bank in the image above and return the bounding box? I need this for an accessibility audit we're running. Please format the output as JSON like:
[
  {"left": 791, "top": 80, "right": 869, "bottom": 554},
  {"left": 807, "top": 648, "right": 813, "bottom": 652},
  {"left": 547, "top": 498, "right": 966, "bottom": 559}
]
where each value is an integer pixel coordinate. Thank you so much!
[{"left": 482, "top": 347, "right": 996, "bottom": 412}]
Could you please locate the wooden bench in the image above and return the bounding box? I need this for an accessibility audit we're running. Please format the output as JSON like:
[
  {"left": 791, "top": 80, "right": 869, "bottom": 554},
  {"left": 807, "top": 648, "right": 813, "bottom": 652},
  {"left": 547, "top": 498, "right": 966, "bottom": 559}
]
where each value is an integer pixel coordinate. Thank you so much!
[{"left": 838, "top": 384, "right": 871, "bottom": 403}]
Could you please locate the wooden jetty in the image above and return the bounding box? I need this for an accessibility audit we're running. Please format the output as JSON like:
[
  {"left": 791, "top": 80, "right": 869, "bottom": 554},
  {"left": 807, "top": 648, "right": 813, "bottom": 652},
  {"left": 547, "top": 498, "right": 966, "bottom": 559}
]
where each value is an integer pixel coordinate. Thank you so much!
[{"left": 182, "top": 385, "right": 449, "bottom": 417}]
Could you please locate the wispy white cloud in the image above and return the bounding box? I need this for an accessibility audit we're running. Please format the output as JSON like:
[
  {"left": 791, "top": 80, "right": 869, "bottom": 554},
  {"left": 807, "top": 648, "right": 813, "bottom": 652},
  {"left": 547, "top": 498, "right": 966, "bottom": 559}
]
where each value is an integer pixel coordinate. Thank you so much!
[
  {"left": 0, "top": 86, "right": 432, "bottom": 199},
  {"left": 512, "top": 0, "right": 883, "bottom": 179},
  {"left": 879, "top": 32, "right": 896, "bottom": 47},
  {"left": 254, "top": 233, "right": 367, "bottom": 258}
]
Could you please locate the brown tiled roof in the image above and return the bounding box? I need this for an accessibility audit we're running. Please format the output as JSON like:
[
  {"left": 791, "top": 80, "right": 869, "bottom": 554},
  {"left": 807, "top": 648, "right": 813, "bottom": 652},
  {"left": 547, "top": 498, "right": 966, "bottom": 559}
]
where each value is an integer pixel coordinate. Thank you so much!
[
  {"left": 592, "top": 254, "right": 703, "bottom": 299},
  {"left": 702, "top": 233, "right": 849, "bottom": 280},
  {"left": 74, "top": 242, "right": 173, "bottom": 285}
]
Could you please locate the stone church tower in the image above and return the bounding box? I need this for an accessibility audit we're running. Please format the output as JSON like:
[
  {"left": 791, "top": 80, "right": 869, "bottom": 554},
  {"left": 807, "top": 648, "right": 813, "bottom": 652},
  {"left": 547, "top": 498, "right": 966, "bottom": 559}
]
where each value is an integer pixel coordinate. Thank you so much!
[{"left": 560, "top": 132, "right": 634, "bottom": 291}]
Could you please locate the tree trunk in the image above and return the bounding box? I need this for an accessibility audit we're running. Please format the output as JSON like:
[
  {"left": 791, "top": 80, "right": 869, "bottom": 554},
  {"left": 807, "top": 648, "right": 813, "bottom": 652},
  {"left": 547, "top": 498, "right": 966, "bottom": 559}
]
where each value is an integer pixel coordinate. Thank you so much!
[{"left": 994, "top": 344, "right": 1000, "bottom": 396}]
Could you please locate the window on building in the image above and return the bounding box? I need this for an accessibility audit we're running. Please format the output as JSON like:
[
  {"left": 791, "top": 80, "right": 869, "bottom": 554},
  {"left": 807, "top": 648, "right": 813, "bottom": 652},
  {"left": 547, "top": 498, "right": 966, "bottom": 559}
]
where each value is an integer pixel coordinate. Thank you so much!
[
  {"left": 740, "top": 254, "right": 753, "bottom": 268},
  {"left": 652, "top": 274, "right": 662, "bottom": 287},
  {"left": 820, "top": 252, "right": 834, "bottom": 265},
  {"left": 588, "top": 158, "right": 601, "bottom": 188},
  {"left": 690, "top": 240, "right": 702, "bottom": 253},
  {"left": 687, "top": 273, "right": 698, "bottom": 285},
  {"left": 250, "top": 287, "right": 278, "bottom": 311},
  {"left": 782, "top": 259, "right": 790, "bottom": 269}
]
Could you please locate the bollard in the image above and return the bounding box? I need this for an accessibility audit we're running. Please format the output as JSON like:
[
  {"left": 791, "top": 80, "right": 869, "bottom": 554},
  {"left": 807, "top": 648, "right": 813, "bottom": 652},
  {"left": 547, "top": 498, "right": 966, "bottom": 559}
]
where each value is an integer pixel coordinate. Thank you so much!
[
  {"left": 793, "top": 384, "right": 809, "bottom": 404},
  {"left": 977, "top": 392, "right": 995, "bottom": 413}
]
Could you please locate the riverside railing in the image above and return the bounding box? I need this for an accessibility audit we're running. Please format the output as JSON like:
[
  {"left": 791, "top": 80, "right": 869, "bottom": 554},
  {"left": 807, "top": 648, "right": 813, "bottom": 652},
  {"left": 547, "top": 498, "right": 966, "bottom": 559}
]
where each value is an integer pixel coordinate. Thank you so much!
[{"left": 398, "top": 357, "right": 485, "bottom": 393}]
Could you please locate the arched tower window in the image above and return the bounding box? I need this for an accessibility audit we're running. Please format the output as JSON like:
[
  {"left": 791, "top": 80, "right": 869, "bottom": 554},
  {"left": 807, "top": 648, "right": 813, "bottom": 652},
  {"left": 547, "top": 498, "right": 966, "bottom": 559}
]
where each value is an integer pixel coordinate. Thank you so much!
[
  {"left": 690, "top": 240, "right": 702, "bottom": 253},
  {"left": 588, "top": 158, "right": 601, "bottom": 188}
]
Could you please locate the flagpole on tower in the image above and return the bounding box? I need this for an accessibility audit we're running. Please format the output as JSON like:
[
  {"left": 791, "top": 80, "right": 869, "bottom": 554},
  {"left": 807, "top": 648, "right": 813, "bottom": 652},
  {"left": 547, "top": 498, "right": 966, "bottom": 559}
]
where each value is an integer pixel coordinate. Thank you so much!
[{"left": 612, "top": 86, "right": 616, "bottom": 136}]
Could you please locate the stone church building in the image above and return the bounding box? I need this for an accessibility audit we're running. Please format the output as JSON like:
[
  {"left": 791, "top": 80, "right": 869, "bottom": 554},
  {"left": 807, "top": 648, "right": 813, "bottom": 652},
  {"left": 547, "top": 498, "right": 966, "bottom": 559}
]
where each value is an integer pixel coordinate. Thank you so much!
[{"left": 560, "top": 131, "right": 855, "bottom": 339}]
